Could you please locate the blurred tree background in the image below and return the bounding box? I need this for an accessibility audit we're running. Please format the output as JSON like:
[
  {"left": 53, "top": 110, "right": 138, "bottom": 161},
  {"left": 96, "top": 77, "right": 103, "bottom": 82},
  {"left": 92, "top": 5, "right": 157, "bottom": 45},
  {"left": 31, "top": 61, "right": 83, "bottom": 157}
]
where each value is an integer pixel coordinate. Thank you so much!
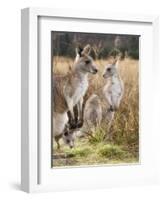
[{"left": 52, "top": 32, "right": 140, "bottom": 60}]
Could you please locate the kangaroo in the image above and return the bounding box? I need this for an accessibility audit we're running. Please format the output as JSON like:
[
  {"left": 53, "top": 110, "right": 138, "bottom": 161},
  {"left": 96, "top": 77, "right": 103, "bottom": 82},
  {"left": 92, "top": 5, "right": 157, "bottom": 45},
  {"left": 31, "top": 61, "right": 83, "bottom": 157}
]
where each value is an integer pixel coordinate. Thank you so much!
[
  {"left": 76, "top": 94, "right": 102, "bottom": 137},
  {"left": 53, "top": 44, "right": 98, "bottom": 148},
  {"left": 54, "top": 124, "right": 75, "bottom": 149},
  {"left": 103, "top": 59, "right": 124, "bottom": 121},
  {"left": 84, "top": 94, "right": 102, "bottom": 128}
]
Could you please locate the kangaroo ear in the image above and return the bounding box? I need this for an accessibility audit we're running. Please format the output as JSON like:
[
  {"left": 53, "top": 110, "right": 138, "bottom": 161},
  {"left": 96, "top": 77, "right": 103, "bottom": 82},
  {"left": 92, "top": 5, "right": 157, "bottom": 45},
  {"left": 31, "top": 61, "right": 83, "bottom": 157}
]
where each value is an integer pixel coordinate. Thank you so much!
[
  {"left": 76, "top": 46, "right": 83, "bottom": 57},
  {"left": 112, "top": 59, "right": 119, "bottom": 68},
  {"left": 82, "top": 44, "right": 91, "bottom": 55},
  {"left": 112, "top": 58, "right": 118, "bottom": 65}
]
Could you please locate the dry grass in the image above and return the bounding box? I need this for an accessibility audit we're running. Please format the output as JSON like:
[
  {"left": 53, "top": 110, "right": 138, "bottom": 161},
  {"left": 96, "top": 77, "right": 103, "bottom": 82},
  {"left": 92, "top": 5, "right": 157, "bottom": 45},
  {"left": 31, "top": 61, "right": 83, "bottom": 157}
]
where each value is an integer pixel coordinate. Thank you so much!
[{"left": 52, "top": 56, "right": 139, "bottom": 167}]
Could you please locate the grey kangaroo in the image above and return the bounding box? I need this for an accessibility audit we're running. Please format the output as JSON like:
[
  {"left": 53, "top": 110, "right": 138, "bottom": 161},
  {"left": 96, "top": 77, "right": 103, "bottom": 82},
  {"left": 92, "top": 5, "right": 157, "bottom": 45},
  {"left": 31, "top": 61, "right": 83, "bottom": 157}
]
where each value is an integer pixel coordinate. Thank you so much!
[
  {"left": 53, "top": 44, "right": 98, "bottom": 148},
  {"left": 76, "top": 94, "right": 102, "bottom": 137},
  {"left": 103, "top": 58, "right": 124, "bottom": 122}
]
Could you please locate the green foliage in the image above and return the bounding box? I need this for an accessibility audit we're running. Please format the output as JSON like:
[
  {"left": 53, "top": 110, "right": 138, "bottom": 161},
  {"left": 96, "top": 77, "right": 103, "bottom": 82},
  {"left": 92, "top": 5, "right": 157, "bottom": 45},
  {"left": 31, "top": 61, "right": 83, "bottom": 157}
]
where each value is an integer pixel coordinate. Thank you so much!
[
  {"left": 52, "top": 32, "right": 139, "bottom": 59},
  {"left": 97, "top": 144, "right": 126, "bottom": 159},
  {"left": 66, "top": 147, "right": 92, "bottom": 157},
  {"left": 128, "top": 50, "right": 139, "bottom": 59},
  {"left": 109, "top": 48, "right": 121, "bottom": 58},
  {"left": 53, "top": 140, "right": 137, "bottom": 167},
  {"left": 88, "top": 127, "right": 106, "bottom": 144},
  {"left": 98, "top": 46, "right": 111, "bottom": 59}
]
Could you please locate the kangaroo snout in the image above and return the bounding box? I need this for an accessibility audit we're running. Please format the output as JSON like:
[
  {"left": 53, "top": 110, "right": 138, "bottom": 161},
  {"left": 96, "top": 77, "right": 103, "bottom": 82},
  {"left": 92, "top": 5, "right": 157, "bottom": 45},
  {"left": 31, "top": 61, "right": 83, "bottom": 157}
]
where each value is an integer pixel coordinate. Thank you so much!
[
  {"left": 69, "top": 140, "right": 75, "bottom": 149},
  {"left": 103, "top": 73, "right": 108, "bottom": 79},
  {"left": 91, "top": 63, "right": 98, "bottom": 74},
  {"left": 92, "top": 68, "right": 98, "bottom": 74}
]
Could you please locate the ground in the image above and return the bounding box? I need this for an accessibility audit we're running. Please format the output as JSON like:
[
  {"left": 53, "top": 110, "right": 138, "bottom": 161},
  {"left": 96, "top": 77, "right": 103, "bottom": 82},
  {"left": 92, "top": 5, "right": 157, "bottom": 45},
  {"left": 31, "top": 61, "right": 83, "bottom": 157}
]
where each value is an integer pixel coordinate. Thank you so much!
[{"left": 52, "top": 136, "right": 139, "bottom": 167}]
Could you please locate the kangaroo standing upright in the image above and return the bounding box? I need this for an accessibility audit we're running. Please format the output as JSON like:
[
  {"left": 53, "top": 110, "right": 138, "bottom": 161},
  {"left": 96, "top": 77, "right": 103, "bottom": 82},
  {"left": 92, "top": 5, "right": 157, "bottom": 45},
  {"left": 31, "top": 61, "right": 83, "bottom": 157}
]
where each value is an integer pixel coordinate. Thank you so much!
[
  {"left": 103, "top": 59, "right": 124, "bottom": 122},
  {"left": 53, "top": 44, "right": 98, "bottom": 148}
]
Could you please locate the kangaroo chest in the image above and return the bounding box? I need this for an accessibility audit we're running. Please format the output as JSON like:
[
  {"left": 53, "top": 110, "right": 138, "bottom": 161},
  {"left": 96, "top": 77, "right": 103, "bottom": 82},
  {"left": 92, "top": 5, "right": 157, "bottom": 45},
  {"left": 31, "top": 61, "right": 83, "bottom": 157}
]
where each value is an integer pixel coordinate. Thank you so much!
[
  {"left": 72, "top": 77, "right": 88, "bottom": 105},
  {"left": 104, "top": 78, "right": 123, "bottom": 96}
]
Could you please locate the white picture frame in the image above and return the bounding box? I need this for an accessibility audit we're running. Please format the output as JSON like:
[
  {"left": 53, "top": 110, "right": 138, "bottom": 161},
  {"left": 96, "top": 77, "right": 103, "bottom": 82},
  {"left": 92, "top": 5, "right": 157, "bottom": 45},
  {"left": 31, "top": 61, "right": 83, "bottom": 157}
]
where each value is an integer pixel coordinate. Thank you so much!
[{"left": 21, "top": 7, "right": 159, "bottom": 193}]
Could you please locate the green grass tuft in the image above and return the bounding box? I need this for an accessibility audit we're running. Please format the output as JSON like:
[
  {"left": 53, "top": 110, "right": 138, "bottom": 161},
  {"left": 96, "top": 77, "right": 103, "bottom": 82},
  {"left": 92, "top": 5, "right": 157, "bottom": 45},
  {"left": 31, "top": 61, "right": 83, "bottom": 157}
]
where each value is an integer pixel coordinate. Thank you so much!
[
  {"left": 65, "top": 146, "right": 92, "bottom": 157},
  {"left": 88, "top": 126, "right": 107, "bottom": 144},
  {"left": 97, "top": 144, "right": 126, "bottom": 159}
]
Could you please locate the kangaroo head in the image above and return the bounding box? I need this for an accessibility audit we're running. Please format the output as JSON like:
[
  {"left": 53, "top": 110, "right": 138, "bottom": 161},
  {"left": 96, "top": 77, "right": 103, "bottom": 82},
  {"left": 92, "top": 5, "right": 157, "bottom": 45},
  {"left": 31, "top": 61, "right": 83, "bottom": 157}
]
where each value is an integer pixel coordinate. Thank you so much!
[
  {"left": 62, "top": 126, "right": 75, "bottom": 148},
  {"left": 74, "top": 44, "right": 98, "bottom": 74},
  {"left": 103, "top": 59, "right": 118, "bottom": 79}
]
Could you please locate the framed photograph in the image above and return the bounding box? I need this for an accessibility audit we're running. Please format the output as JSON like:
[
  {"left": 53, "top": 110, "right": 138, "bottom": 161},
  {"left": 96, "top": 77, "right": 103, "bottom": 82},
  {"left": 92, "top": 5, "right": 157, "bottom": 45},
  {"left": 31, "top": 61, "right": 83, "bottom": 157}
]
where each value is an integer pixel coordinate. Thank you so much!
[{"left": 21, "top": 8, "right": 159, "bottom": 193}]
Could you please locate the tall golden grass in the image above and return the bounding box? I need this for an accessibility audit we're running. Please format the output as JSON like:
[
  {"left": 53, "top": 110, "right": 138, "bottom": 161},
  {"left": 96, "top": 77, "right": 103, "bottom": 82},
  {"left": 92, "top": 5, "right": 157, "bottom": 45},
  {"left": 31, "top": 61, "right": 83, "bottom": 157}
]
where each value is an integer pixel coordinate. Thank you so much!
[{"left": 53, "top": 56, "right": 139, "bottom": 158}]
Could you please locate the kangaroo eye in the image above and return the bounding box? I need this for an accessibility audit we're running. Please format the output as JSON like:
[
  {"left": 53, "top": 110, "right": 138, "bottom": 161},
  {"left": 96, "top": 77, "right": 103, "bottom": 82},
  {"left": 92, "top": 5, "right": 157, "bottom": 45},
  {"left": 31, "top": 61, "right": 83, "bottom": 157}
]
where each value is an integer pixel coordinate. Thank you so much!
[
  {"left": 85, "top": 60, "right": 90, "bottom": 64},
  {"left": 107, "top": 68, "right": 111, "bottom": 71}
]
